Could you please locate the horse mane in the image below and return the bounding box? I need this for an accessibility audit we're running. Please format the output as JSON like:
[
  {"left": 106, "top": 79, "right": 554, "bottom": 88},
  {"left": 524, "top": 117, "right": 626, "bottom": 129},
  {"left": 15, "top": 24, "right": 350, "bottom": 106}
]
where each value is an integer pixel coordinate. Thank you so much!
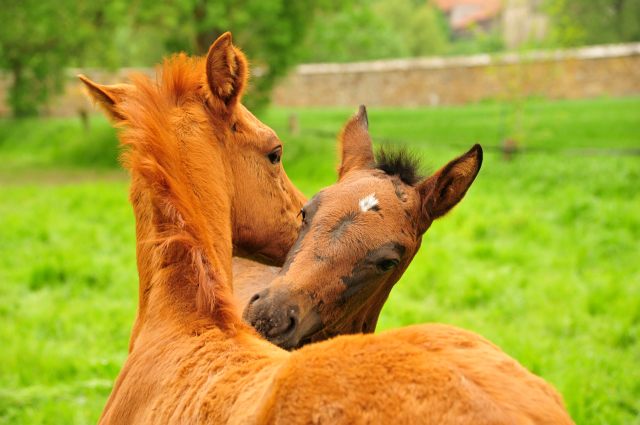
[
  {"left": 115, "top": 53, "right": 241, "bottom": 330},
  {"left": 375, "top": 145, "right": 427, "bottom": 186}
]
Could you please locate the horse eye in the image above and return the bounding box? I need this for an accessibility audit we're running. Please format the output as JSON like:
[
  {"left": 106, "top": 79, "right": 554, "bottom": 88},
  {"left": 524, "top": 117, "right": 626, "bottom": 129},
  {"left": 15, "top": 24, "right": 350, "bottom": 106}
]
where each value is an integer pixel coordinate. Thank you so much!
[
  {"left": 267, "top": 147, "right": 282, "bottom": 165},
  {"left": 297, "top": 208, "right": 306, "bottom": 221},
  {"left": 231, "top": 123, "right": 237, "bottom": 133},
  {"left": 377, "top": 259, "right": 399, "bottom": 272}
]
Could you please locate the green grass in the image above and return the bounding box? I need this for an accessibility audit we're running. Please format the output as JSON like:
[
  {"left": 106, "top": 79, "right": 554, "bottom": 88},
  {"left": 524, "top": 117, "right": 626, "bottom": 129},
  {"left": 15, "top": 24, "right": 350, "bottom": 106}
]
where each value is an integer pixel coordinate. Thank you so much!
[
  {"left": 263, "top": 96, "right": 640, "bottom": 150},
  {"left": 0, "top": 183, "right": 135, "bottom": 424},
  {"left": 0, "top": 116, "right": 120, "bottom": 171},
  {"left": 1, "top": 96, "right": 639, "bottom": 424}
]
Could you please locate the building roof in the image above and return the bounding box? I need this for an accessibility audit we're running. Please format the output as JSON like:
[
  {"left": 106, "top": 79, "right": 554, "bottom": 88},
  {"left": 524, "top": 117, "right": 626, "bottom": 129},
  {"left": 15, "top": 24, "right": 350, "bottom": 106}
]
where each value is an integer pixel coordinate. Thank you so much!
[{"left": 432, "top": 0, "right": 503, "bottom": 30}]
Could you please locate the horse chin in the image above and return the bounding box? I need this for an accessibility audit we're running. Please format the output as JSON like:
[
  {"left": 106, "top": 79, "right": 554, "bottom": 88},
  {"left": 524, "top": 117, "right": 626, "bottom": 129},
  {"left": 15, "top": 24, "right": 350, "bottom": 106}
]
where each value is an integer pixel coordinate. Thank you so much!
[
  {"left": 296, "top": 337, "right": 313, "bottom": 349},
  {"left": 283, "top": 311, "right": 324, "bottom": 351},
  {"left": 294, "top": 328, "right": 337, "bottom": 349}
]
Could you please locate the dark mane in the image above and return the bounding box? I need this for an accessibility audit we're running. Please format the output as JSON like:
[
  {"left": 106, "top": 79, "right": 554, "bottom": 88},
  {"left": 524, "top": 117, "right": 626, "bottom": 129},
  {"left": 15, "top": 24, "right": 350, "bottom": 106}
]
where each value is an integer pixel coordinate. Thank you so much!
[{"left": 375, "top": 145, "right": 427, "bottom": 186}]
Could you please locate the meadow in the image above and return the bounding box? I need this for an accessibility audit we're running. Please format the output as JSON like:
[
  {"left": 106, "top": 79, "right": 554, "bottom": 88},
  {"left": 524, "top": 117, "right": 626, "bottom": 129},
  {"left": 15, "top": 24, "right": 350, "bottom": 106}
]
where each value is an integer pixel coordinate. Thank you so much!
[{"left": 0, "top": 96, "right": 639, "bottom": 424}]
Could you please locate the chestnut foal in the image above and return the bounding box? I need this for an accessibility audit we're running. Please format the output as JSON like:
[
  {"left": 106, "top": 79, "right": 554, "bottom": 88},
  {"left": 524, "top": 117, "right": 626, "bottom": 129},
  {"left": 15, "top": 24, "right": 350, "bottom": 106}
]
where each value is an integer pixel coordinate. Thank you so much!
[
  {"left": 240, "top": 106, "right": 477, "bottom": 350},
  {"left": 80, "top": 28, "right": 306, "bottom": 400}
]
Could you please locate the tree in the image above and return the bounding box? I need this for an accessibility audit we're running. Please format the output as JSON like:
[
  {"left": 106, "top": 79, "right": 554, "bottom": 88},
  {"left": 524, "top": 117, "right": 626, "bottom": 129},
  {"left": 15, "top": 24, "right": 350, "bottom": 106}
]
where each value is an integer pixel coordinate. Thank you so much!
[
  {"left": 298, "top": 5, "right": 409, "bottom": 63},
  {"left": 0, "top": 0, "right": 455, "bottom": 116},
  {"left": 0, "top": 0, "right": 347, "bottom": 115},
  {"left": 0, "top": 0, "right": 125, "bottom": 117},
  {"left": 545, "top": 0, "right": 640, "bottom": 47},
  {"left": 373, "top": 0, "right": 449, "bottom": 57},
  {"left": 130, "top": 0, "right": 450, "bottom": 108},
  {"left": 132, "top": 0, "right": 328, "bottom": 110},
  {"left": 297, "top": 0, "right": 452, "bottom": 64}
]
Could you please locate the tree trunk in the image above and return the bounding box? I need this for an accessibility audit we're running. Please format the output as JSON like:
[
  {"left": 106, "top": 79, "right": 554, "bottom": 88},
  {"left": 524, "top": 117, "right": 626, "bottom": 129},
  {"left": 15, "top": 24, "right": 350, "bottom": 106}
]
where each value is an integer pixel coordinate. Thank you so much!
[
  {"left": 9, "top": 61, "right": 38, "bottom": 117},
  {"left": 193, "top": 1, "right": 223, "bottom": 55}
]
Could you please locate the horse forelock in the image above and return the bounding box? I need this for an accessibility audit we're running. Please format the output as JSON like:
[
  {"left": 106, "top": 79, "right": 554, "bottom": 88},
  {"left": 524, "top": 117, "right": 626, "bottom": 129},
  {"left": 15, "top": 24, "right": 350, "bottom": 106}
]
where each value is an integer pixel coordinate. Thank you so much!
[
  {"left": 375, "top": 145, "right": 428, "bottom": 186},
  {"left": 117, "top": 53, "right": 241, "bottom": 330}
]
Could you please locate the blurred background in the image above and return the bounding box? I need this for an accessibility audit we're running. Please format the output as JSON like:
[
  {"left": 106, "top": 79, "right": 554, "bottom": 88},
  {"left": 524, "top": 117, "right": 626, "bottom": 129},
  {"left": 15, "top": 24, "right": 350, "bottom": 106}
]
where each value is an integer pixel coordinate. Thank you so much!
[{"left": 1, "top": 0, "right": 639, "bottom": 424}]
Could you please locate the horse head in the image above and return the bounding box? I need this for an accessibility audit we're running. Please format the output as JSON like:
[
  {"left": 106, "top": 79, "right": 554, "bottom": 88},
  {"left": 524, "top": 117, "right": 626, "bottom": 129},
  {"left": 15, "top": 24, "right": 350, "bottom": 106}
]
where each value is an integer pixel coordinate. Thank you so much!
[
  {"left": 79, "top": 33, "right": 306, "bottom": 351},
  {"left": 243, "top": 106, "right": 482, "bottom": 349},
  {"left": 79, "top": 32, "right": 306, "bottom": 270}
]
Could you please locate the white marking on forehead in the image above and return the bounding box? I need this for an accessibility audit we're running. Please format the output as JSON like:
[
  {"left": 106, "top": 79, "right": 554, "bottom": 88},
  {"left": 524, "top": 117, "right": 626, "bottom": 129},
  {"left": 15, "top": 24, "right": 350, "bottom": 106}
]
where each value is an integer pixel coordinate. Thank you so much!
[{"left": 359, "top": 193, "right": 379, "bottom": 212}]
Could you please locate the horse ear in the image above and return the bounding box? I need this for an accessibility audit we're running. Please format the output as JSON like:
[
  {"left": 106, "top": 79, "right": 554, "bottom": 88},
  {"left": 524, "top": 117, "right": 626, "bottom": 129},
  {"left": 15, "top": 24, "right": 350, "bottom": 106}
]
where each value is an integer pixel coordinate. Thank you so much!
[
  {"left": 206, "top": 32, "right": 247, "bottom": 110},
  {"left": 417, "top": 144, "right": 482, "bottom": 229},
  {"left": 78, "top": 75, "right": 133, "bottom": 122},
  {"left": 338, "top": 105, "right": 376, "bottom": 181}
]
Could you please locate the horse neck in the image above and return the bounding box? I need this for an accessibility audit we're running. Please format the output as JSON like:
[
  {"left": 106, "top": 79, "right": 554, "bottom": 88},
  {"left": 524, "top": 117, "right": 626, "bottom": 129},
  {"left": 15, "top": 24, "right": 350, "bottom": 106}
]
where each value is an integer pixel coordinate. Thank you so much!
[{"left": 127, "top": 148, "right": 236, "bottom": 347}]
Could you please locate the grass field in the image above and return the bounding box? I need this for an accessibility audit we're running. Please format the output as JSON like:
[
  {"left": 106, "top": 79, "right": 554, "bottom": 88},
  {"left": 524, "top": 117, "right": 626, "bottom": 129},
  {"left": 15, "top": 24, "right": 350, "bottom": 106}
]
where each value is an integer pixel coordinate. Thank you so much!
[{"left": 1, "top": 96, "right": 639, "bottom": 424}]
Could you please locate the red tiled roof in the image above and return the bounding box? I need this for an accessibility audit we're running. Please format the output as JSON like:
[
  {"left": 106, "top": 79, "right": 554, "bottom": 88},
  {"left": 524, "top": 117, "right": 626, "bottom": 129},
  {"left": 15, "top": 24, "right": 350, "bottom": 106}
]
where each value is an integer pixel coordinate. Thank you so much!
[{"left": 432, "top": 0, "right": 503, "bottom": 30}]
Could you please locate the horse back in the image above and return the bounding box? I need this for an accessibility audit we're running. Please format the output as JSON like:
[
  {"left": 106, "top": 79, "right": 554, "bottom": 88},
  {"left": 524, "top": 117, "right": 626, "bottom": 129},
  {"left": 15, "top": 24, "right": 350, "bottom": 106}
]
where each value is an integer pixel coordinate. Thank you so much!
[{"left": 255, "top": 323, "right": 573, "bottom": 425}]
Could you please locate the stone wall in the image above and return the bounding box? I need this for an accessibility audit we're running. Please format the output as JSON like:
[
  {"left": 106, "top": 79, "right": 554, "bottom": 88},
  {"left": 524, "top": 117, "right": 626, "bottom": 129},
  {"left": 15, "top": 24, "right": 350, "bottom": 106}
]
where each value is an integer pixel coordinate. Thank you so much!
[
  {"left": 271, "top": 43, "right": 640, "bottom": 108},
  {"left": 1, "top": 44, "right": 639, "bottom": 117}
]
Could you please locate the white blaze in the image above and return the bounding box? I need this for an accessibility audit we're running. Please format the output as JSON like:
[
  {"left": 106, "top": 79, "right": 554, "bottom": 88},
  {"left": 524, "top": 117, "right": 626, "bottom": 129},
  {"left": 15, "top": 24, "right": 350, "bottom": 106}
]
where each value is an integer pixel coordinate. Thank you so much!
[{"left": 359, "top": 193, "right": 379, "bottom": 212}]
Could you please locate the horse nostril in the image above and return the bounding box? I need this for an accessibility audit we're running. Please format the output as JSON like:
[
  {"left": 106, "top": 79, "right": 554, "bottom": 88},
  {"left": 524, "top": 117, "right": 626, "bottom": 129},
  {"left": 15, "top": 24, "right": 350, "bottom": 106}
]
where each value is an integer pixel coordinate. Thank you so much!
[
  {"left": 242, "top": 289, "right": 269, "bottom": 325},
  {"left": 266, "top": 309, "right": 299, "bottom": 338},
  {"left": 287, "top": 315, "right": 298, "bottom": 333}
]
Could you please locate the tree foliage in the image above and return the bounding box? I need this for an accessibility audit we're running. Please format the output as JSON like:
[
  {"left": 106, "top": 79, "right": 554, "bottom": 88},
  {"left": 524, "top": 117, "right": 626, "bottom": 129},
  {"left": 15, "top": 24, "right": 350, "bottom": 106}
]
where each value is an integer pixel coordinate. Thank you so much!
[
  {"left": 0, "top": 0, "right": 330, "bottom": 115},
  {"left": 545, "top": 0, "right": 640, "bottom": 47},
  {"left": 0, "top": 0, "right": 456, "bottom": 116},
  {"left": 131, "top": 0, "right": 326, "bottom": 110},
  {"left": 373, "top": 0, "right": 449, "bottom": 57},
  {"left": 298, "top": 5, "right": 409, "bottom": 63},
  {"left": 299, "top": 0, "right": 450, "bottom": 64},
  {"left": 0, "top": 0, "right": 125, "bottom": 116}
]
